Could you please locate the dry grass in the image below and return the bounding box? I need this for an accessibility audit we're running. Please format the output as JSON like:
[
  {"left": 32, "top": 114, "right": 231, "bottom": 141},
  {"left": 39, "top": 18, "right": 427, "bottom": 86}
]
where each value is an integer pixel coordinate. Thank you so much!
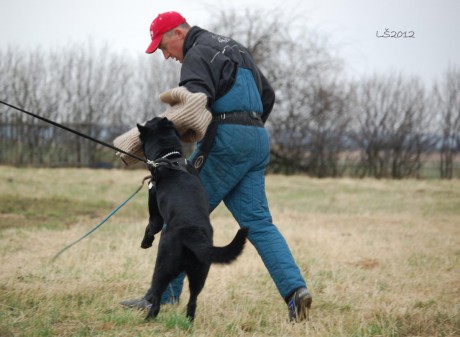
[{"left": 0, "top": 166, "right": 459, "bottom": 336}]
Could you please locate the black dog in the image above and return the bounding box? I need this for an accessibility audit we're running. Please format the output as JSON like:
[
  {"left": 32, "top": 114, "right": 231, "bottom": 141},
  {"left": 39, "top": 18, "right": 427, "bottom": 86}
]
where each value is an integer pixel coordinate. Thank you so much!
[{"left": 137, "top": 117, "right": 248, "bottom": 321}]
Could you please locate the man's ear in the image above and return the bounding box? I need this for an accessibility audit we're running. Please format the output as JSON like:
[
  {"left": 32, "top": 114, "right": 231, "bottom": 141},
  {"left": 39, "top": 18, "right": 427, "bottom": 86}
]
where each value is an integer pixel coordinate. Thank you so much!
[{"left": 175, "top": 27, "right": 187, "bottom": 40}]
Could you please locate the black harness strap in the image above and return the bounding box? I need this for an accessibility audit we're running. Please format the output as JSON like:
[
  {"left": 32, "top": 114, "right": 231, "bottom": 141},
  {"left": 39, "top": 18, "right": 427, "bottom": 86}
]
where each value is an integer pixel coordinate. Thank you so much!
[
  {"left": 191, "top": 120, "right": 218, "bottom": 171},
  {"left": 191, "top": 112, "right": 263, "bottom": 171}
]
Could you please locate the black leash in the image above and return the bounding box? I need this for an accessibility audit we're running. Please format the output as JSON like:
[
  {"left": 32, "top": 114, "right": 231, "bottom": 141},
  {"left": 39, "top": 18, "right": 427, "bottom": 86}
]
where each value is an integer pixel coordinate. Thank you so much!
[{"left": 0, "top": 100, "right": 147, "bottom": 164}]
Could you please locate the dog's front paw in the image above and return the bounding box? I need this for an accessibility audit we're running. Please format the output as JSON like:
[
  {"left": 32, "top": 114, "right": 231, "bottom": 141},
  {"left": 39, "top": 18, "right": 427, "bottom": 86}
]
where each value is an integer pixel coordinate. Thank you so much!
[{"left": 141, "top": 235, "right": 154, "bottom": 249}]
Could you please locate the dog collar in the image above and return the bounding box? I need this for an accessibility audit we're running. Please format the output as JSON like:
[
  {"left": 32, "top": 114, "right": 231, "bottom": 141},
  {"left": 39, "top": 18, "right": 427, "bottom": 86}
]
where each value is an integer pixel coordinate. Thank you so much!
[
  {"left": 161, "top": 151, "right": 181, "bottom": 159},
  {"left": 146, "top": 151, "right": 182, "bottom": 168},
  {"left": 147, "top": 154, "right": 189, "bottom": 181}
]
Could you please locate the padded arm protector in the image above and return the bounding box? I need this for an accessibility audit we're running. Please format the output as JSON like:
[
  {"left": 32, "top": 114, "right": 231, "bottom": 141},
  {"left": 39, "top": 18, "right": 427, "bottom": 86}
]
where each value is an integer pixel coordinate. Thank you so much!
[
  {"left": 113, "top": 125, "right": 144, "bottom": 166},
  {"left": 159, "top": 86, "right": 211, "bottom": 143},
  {"left": 113, "top": 87, "right": 211, "bottom": 165}
]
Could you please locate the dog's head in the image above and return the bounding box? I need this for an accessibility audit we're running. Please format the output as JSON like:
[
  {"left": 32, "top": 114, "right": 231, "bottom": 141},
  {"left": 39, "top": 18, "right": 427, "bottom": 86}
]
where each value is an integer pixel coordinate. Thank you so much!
[{"left": 137, "top": 117, "right": 182, "bottom": 160}]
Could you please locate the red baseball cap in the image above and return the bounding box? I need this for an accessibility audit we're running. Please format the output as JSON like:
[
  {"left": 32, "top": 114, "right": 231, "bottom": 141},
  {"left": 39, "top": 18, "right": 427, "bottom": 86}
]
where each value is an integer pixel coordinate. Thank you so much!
[{"left": 146, "top": 11, "right": 186, "bottom": 54}]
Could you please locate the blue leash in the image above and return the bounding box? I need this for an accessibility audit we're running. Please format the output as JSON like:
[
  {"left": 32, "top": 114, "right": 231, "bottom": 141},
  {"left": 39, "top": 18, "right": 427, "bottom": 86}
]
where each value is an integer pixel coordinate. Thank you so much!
[{"left": 52, "top": 176, "right": 149, "bottom": 262}]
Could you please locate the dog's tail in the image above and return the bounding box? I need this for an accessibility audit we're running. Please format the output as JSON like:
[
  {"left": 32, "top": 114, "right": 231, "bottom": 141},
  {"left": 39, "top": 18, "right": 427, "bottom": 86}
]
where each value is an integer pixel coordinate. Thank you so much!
[{"left": 211, "top": 228, "right": 248, "bottom": 264}]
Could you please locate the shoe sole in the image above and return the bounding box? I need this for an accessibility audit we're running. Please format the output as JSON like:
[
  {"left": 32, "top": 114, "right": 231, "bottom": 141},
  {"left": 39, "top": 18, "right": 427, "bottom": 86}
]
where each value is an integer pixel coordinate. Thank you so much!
[{"left": 119, "top": 301, "right": 152, "bottom": 310}]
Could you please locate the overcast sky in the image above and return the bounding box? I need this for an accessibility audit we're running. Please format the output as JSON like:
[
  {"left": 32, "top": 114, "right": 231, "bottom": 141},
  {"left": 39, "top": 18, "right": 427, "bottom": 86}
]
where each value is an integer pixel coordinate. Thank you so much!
[{"left": 1, "top": 0, "right": 459, "bottom": 86}]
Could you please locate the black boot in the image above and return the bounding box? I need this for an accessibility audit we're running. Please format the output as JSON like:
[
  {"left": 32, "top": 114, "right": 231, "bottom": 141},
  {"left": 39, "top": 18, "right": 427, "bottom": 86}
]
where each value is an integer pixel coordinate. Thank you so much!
[{"left": 287, "top": 287, "right": 312, "bottom": 322}]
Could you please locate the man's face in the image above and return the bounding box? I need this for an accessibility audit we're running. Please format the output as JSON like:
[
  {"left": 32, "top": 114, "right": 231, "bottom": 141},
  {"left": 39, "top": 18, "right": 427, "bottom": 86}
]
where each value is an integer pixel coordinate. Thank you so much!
[{"left": 158, "top": 29, "right": 185, "bottom": 63}]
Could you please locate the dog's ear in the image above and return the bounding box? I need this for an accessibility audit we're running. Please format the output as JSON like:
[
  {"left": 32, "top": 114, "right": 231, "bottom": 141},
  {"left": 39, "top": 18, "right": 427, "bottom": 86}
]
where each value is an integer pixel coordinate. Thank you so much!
[
  {"left": 159, "top": 117, "right": 177, "bottom": 131},
  {"left": 158, "top": 117, "right": 171, "bottom": 127},
  {"left": 137, "top": 123, "right": 146, "bottom": 133}
]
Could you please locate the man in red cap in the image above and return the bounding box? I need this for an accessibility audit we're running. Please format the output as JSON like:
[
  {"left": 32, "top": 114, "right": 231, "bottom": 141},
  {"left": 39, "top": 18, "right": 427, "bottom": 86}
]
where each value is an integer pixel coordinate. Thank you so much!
[{"left": 119, "top": 10, "right": 312, "bottom": 322}]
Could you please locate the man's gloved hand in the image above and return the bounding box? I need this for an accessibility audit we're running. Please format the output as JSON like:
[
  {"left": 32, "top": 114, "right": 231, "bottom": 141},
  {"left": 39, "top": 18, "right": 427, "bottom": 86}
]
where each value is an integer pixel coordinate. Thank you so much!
[{"left": 113, "top": 124, "right": 145, "bottom": 166}]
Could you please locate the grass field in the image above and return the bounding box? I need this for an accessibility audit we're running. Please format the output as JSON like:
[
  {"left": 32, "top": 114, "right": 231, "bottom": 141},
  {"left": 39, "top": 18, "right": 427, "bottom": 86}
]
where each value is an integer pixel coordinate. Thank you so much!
[{"left": 0, "top": 166, "right": 459, "bottom": 337}]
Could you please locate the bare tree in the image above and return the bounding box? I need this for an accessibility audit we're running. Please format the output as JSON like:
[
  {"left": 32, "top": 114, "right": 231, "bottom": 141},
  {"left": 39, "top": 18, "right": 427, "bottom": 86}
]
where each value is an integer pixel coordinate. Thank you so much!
[
  {"left": 207, "top": 6, "right": 288, "bottom": 68},
  {"left": 434, "top": 66, "right": 460, "bottom": 179},
  {"left": 351, "top": 74, "right": 433, "bottom": 178},
  {"left": 126, "top": 54, "right": 180, "bottom": 125}
]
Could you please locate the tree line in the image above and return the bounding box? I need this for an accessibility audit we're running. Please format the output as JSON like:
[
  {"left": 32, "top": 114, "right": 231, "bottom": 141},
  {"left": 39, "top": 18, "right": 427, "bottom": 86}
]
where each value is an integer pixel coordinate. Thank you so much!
[{"left": 0, "top": 9, "right": 459, "bottom": 178}]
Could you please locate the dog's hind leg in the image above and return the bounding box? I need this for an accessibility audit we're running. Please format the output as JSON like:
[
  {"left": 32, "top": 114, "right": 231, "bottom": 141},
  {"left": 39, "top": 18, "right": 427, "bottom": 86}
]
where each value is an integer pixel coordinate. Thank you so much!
[
  {"left": 145, "top": 269, "right": 176, "bottom": 320},
  {"left": 146, "top": 243, "right": 183, "bottom": 320},
  {"left": 184, "top": 263, "right": 210, "bottom": 321}
]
